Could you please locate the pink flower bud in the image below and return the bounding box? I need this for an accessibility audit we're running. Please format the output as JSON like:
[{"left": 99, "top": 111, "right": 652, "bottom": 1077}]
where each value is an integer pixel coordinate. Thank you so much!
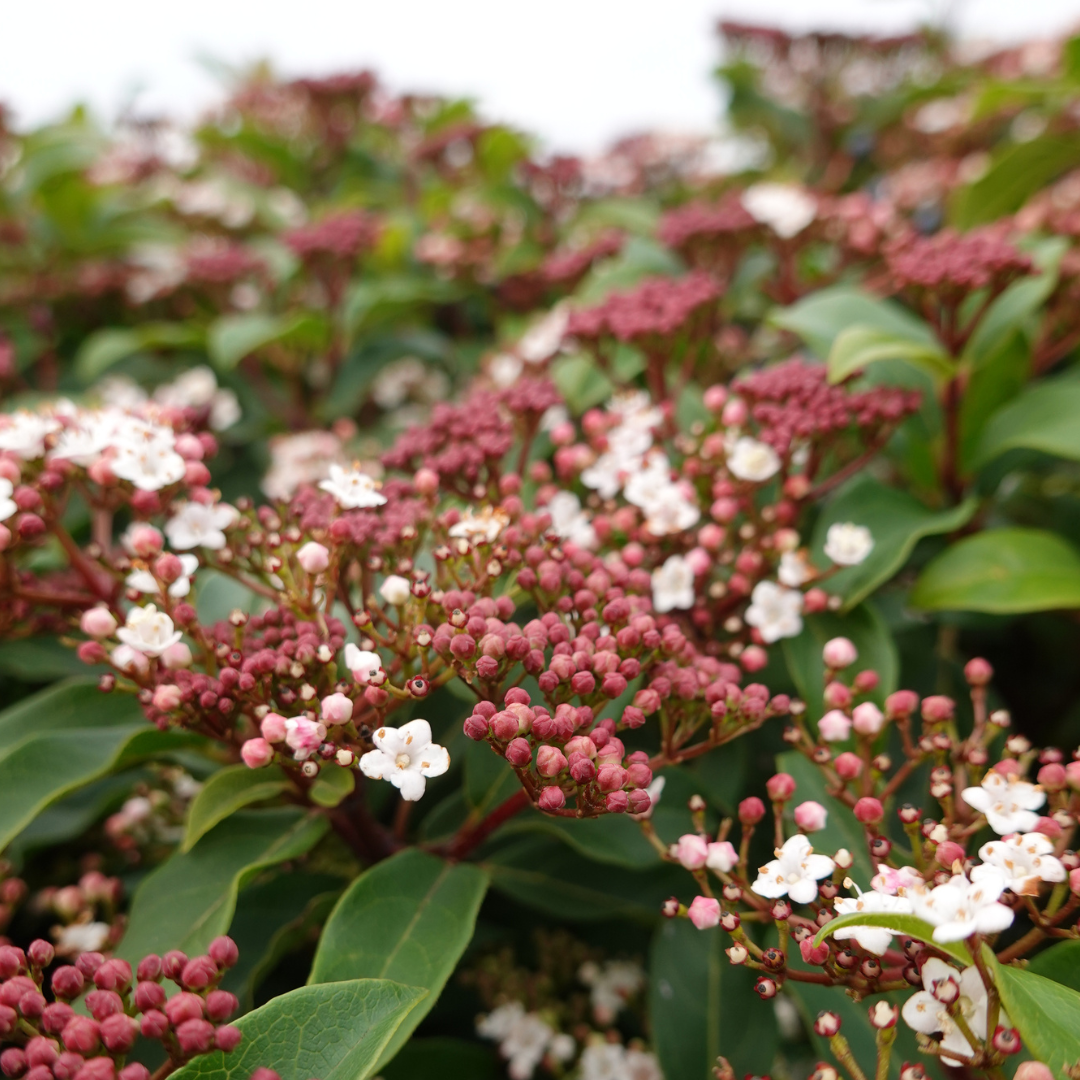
[
  {"left": 740, "top": 646, "right": 768, "bottom": 672},
  {"left": 633, "top": 688, "right": 661, "bottom": 715},
  {"left": 80, "top": 608, "right": 117, "bottom": 638},
  {"left": 1015, "top": 1065, "right": 1054, "bottom": 1080},
  {"left": 152, "top": 685, "right": 182, "bottom": 711},
  {"left": 134, "top": 982, "right": 165, "bottom": 1012},
  {"left": 50, "top": 968, "right": 84, "bottom": 1001},
  {"left": 161, "top": 642, "right": 193, "bottom": 669},
  {"left": 854, "top": 797, "right": 884, "bottom": 824},
  {"left": 885, "top": 690, "right": 918, "bottom": 718},
  {"left": 1070, "top": 868, "right": 1080, "bottom": 894},
  {"left": 241, "top": 738, "right": 274, "bottom": 769},
  {"left": 605, "top": 791, "right": 629, "bottom": 813},
  {"left": 536, "top": 746, "right": 567, "bottom": 777},
  {"left": 852, "top": 702, "right": 884, "bottom": 736},
  {"left": 208, "top": 937, "right": 239, "bottom": 970},
  {"left": 27, "top": 940, "right": 53, "bottom": 968},
  {"left": 793, "top": 801, "right": 828, "bottom": 832},
  {"left": 823, "top": 682, "right": 852, "bottom": 710},
  {"left": 119, "top": 1067, "right": 151, "bottom": 1080},
  {"left": 463, "top": 713, "right": 489, "bottom": 740},
  {"left": 260, "top": 712, "right": 288, "bottom": 742},
  {"left": 676, "top": 834, "right": 709, "bottom": 870},
  {"left": 597, "top": 763, "right": 628, "bottom": 792},
  {"left": 54, "top": 1054, "right": 86, "bottom": 1080},
  {"left": 0, "top": 1051, "right": 26, "bottom": 1080},
  {"left": 627, "top": 789, "right": 652, "bottom": 814},
  {"left": 296, "top": 542, "right": 330, "bottom": 574},
  {"left": 125, "top": 524, "right": 163, "bottom": 558},
  {"left": 687, "top": 896, "right": 721, "bottom": 930},
  {"left": 0, "top": 1007, "right": 14, "bottom": 1038},
  {"left": 1038, "top": 763, "right": 1067, "bottom": 791},
  {"left": 99, "top": 1015, "right": 138, "bottom": 1054},
  {"left": 822, "top": 637, "right": 857, "bottom": 669},
  {"left": 181, "top": 956, "right": 218, "bottom": 991},
  {"left": 214, "top": 1025, "right": 243, "bottom": 1053},
  {"left": 320, "top": 693, "right": 353, "bottom": 725},
  {"left": 538, "top": 786, "right": 566, "bottom": 811},
  {"left": 936, "top": 841, "right": 965, "bottom": 868},
  {"left": 175, "top": 1018, "right": 215, "bottom": 1056},
  {"left": 921, "top": 695, "right": 954, "bottom": 722},
  {"left": 413, "top": 468, "right": 439, "bottom": 496},
  {"left": 766, "top": 773, "right": 796, "bottom": 802},
  {"left": 164, "top": 993, "right": 203, "bottom": 1027},
  {"left": 964, "top": 657, "right": 993, "bottom": 686},
  {"left": 739, "top": 797, "right": 765, "bottom": 825},
  {"left": 800, "top": 939, "right": 830, "bottom": 965},
  {"left": 564, "top": 735, "right": 596, "bottom": 758},
  {"left": 505, "top": 738, "right": 532, "bottom": 767},
  {"left": 818, "top": 710, "right": 852, "bottom": 742},
  {"left": 284, "top": 716, "right": 326, "bottom": 759},
  {"left": 205, "top": 991, "right": 238, "bottom": 1023},
  {"left": 61, "top": 1018, "right": 100, "bottom": 1055},
  {"left": 138, "top": 1012, "right": 169, "bottom": 1040},
  {"left": 834, "top": 752, "right": 862, "bottom": 780},
  {"left": 24, "top": 1039, "right": 57, "bottom": 1069},
  {"left": 42, "top": 1004, "right": 73, "bottom": 1036},
  {"left": 490, "top": 711, "right": 519, "bottom": 742}
]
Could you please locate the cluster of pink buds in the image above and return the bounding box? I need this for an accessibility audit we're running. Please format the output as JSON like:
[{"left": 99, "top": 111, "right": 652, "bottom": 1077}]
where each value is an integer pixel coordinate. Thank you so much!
[{"left": 0, "top": 937, "right": 262, "bottom": 1080}]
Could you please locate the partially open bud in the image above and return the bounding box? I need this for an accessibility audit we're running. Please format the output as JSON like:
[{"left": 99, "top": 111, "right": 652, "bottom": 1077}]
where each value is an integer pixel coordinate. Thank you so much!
[
  {"left": 793, "top": 801, "right": 828, "bottom": 832},
  {"left": 687, "top": 896, "right": 721, "bottom": 929},
  {"left": 868, "top": 1001, "right": 897, "bottom": 1029},
  {"left": 296, "top": 542, "right": 330, "bottom": 575},
  {"left": 813, "top": 1012, "right": 841, "bottom": 1037},
  {"left": 80, "top": 608, "right": 117, "bottom": 639},
  {"left": 241, "top": 738, "right": 273, "bottom": 769}
]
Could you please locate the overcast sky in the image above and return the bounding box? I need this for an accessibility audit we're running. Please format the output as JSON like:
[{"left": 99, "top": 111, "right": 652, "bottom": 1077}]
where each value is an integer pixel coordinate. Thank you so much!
[{"left": 3, "top": 1, "right": 1080, "bottom": 152}]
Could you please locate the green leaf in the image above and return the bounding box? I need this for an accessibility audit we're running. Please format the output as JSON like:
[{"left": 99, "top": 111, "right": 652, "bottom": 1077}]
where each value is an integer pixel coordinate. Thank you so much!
[
  {"left": 309, "top": 764, "right": 356, "bottom": 808},
  {"left": 986, "top": 945, "right": 1080, "bottom": 1080},
  {"left": 810, "top": 475, "right": 977, "bottom": 610},
  {"left": 343, "top": 275, "right": 464, "bottom": 339},
  {"left": 911, "top": 528, "right": 1080, "bottom": 614},
  {"left": 776, "top": 751, "right": 874, "bottom": 883},
  {"left": 182, "top": 764, "right": 288, "bottom": 852},
  {"left": 207, "top": 312, "right": 325, "bottom": 371},
  {"left": 310, "top": 848, "right": 488, "bottom": 1070},
  {"left": 75, "top": 323, "right": 204, "bottom": 382},
  {"left": 495, "top": 809, "right": 659, "bottom": 869},
  {"left": 119, "top": 808, "right": 328, "bottom": 963},
  {"left": 771, "top": 286, "right": 936, "bottom": 360},
  {"left": 380, "top": 1038, "right": 499, "bottom": 1080},
  {"left": 812, "top": 912, "right": 969, "bottom": 964},
  {"left": 167, "top": 979, "right": 426, "bottom": 1080},
  {"left": 0, "top": 680, "right": 193, "bottom": 851},
  {"left": 782, "top": 605, "right": 898, "bottom": 722},
  {"left": 551, "top": 353, "right": 615, "bottom": 413},
  {"left": 464, "top": 740, "right": 520, "bottom": 816},
  {"left": 0, "top": 637, "right": 105, "bottom": 680},
  {"left": 650, "top": 917, "right": 775, "bottom": 1080},
  {"left": 957, "top": 330, "right": 1031, "bottom": 472},
  {"left": 974, "top": 376, "right": 1080, "bottom": 468},
  {"left": 827, "top": 326, "right": 954, "bottom": 385},
  {"left": 1027, "top": 940, "right": 1080, "bottom": 993}
]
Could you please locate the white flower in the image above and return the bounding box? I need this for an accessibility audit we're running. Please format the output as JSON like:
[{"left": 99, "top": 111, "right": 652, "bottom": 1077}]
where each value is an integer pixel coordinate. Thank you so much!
[
  {"left": 0, "top": 479, "right": 15, "bottom": 523},
  {"left": 0, "top": 412, "right": 61, "bottom": 459},
  {"left": 154, "top": 366, "right": 218, "bottom": 409},
  {"left": 517, "top": 305, "right": 569, "bottom": 364},
  {"left": 871, "top": 863, "right": 924, "bottom": 895},
  {"left": 961, "top": 770, "right": 1046, "bottom": 835},
  {"left": 778, "top": 550, "right": 813, "bottom": 587},
  {"left": 111, "top": 644, "right": 149, "bottom": 675},
  {"left": 727, "top": 437, "right": 781, "bottom": 483},
  {"left": 165, "top": 501, "right": 238, "bottom": 551},
  {"left": 318, "top": 464, "right": 386, "bottom": 509},
  {"left": 110, "top": 419, "right": 187, "bottom": 491},
  {"left": 824, "top": 522, "right": 874, "bottom": 566},
  {"left": 578, "top": 960, "right": 644, "bottom": 1024},
  {"left": 56, "top": 922, "right": 111, "bottom": 954},
  {"left": 745, "top": 581, "right": 804, "bottom": 643},
  {"left": 262, "top": 431, "right": 344, "bottom": 501},
  {"left": 908, "top": 873, "right": 1015, "bottom": 943},
  {"left": 488, "top": 353, "right": 523, "bottom": 388},
  {"left": 742, "top": 182, "right": 817, "bottom": 238},
  {"left": 651, "top": 555, "right": 695, "bottom": 614},
  {"left": 972, "top": 832, "right": 1066, "bottom": 896},
  {"left": 379, "top": 574, "right": 412, "bottom": 606},
  {"left": 477, "top": 1003, "right": 559, "bottom": 1080},
  {"left": 210, "top": 390, "right": 241, "bottom": 430},
  {"left": 751, "top": 833, "right": 835, "bottom": 904},
  {"left": 625, "top": 455, "right": 701, "bottom": 536},
  {"left": 833, "top": 888, "right": 914, "bottom": 954},
  {"left": 545, "top": 491, "right": 598, "bottom": 550},
  {"left": 358, "top": 719, "right": 450, "bottom": 801},
  {"left": 448, "top": 506, "right": 510, "bottom": 545},
  {"left": 343, "top": 644, "right": 383, "bottom": 684},
  {"left": 127, "top": 554, "right": 199, "bottom": 598},
  {"left": 116, "top": 604, "right": 182, "bottom": 658},
  {"left": 901, "top": 959, "right": 1007, "bottom": 1066},
  {"left": 581, "top": 424, "right": 653, "bottom": 499}
]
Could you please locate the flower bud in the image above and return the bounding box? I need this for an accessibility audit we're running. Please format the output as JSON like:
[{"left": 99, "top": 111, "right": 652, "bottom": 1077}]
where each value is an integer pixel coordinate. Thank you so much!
[
  {"left": 175, "top": 1018, "right": 215, "bottom": 1056},
  {"left": 136, "top": 954, "right": 162, "bottom": 982},
  {"left": 814, "top": 1012, "right": 841, "bottom": 1037},
  {"left": 823, "top": 682, "right": 852, "bottom": 710},
  {"left": 818, "top": 710, "right": 852, "bottom": 742},
  {"left": 134, "top": 982, "right": 166, "bottom": 1012},
  {"left": 822, "top": 637, "right": 857, "bottom": 669},
  {"left": 80, "top": 608, "right": 117, "bottom": 639},
  {"left": 675, "top": 834, "right": 709, "bottom": 870},
  {"left": 99, "top": 1015, "right": 138, "bottom": 1055},
  {"left": 164, "top": 993, "right": 204, "bottom": 1027},
  {"left": 241, "top": 738, "right": 274, "bottom": 768},
  {"left": 0, "top": 1050, "right": 25, "bottom": 1079},
  {"left": 964, "top": 658, "right": 993, "bottom": 686},
  {"left": 51, "top": 967, "right": 84, "bottom": 1001},
  {"left": 687, "top": 896, "right": 720, "bottom": 929},
  {"left": 605, "top": 791, "right": 629, "bottom": 813},
  {"left": 936, "top": 840, "right": 965, "bottom": 869},
  {"left": 869, "top": 1002, "right": 897, "bottom": 1029},
  {"left": 537, "top": 786, "right": 566, "bottom": 811},
  {"left": 320, "top": 693, "right": 353, "bottom": 726},
  {"left": 61, "top": 1018, "right": 100, "bottom": 1055},
  {"left": 208, "top": 936, "right": 240, "bottom": 970},
  {"left": 119, "top": 1067, "right": 151, "bottom": 1080},
  {"left": 597, "top": 763, "right": 628, "bottom": 792},
  {"left": 536, "top": 746, "right": 567, "bottom": 777},
  {"left": 793, "top": 801, "right": 828, "bottom": 832},
  {"left": 296, "top": 542, "right": 330, "bottom": 574},
  {"left": 853, "top": 797, "right": 884, "bottom": 824},
  {"left": 885, "top": 690, "right": 918, "bottom": 718},
  {"left": 834, "top": 752, "right": 862, "bottom": 780},
  {"left": 852, "top": 702, "right": 884, "bottom": 736},
  {"left": 800, "top": 939, "right": 829, "bottom": 965},
  {"left": 214, "top": 1025, "right": 243, "bottom": 1053},
  {"left": 921, "top": 695, "right": 954, "bottom": 723},
  {"left": 205, "top": 991, "right": 239, "bottom": 1023},
  {"left": 765, "top": 773, "right": 796, "bottom": 802},
  {"left": 1015, "top": 1064, "right": 1055, "bottom": 1080},
  {"left": 24, "top": 1039, "right": 57, "bottom": 1070},
  {"left": 738, "top": 797, "right": 765, "bottom": 825},
  {"left": 505, "top": 738, "right": 532, "bottom": 767},
  {"left": 138, "top": 1012, "right": 169, "bottom": 1040},
  {"left": 1038, "top": 762, "right": 1067, "bottom": 791},
  {"left": 27, "top": 940, "right": 53, "bottom": 969}
]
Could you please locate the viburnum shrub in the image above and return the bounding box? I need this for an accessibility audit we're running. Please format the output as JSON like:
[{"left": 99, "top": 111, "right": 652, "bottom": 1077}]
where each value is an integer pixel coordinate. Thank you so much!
[{"left": 6, "top": 15, "right": 1080, "bottom": 1080}]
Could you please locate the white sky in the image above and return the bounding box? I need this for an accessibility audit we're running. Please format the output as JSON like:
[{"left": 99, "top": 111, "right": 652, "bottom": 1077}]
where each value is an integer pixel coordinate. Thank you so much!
[{"left": 3, "top": 0, "right": 1080, "bottom": 152}]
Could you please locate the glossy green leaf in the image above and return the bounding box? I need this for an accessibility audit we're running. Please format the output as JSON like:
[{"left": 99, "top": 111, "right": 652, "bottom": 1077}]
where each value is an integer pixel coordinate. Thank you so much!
[
  {"left": 650, "top": 917, "right": 775, "bottom": 1080},
  {"left": 310, "top": 848, "right": 488, "bottom": 1070},
  {"left": 782, "top": 604, "right": 898, "bottom": 722},
  {"left": 75, "top": 323, "right": 204, "bottom": 382},
  {"left": 974, "top": 376, "right": 1080, "bottom": 468},
  {"left": 182, "top": 764, "right": 288, "bottom": 852},
  {"left": 986, "top": 945, "right": 1080, "bottom": 1080},
  {"left": 380, "top": 1038, "right": 498, "bottom": 1080},
  {"left": 812, "top": 912, "right": 969, "bottom": 963},
  {"left": 957, "top": 330, "right": 1031, "bottom": 471},
  {"left": 119, "top": 808, "right": 328, "bottom": 963},
  {"left": 0, "top": 680, "right": 193, "bottom": 851},
  {"left": 495, "top": 810, "right": 659, "bottom": 868},
  {"left": 207, "top": 312, "right": 324, "bottom": 370},
  {"left": 911, "top": 528, "right": 1080, "bottom": 614},
  {"left": 0, "top": 637, "right": 104, "bottom": 680},
  {"left": 771, "top": 286, "right": 936, "bottom": 360},
  {"left": 168, "top": 979, "right": 427, "bottom": 1080},
  {"left": 464, "top": 739, "right": 524, "bottom": 816},
  {"left": 1027, "top": 940, "right": 1080, "bottom": 993},
  {"left": 309, "top": 764, "right": 356, "bottom": 808},
  {"left": 827, "top": 326, "right": 954, "bottom": 385},
  {"left": 810, "top": 475, "right": 977, "bottom": 610}
]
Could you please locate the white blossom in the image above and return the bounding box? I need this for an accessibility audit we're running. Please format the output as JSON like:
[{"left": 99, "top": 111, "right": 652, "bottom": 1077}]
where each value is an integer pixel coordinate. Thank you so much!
[
  {"left": 110, "top": 419, "right": 187, "bottom": 491},
  {"left": 908, "top": 872, "right": 1014, "bottom": 943},
  {"left": 833, "top": 887, "right": 914, "bottom": 955},
  {"left": 652, "top": 555, "right": 695, "bottom": 614},
  {"left": 379, "top": 574, "right": 412, "bottom": 606},
  {"left": 727, "top": 436, "right": 781, "bottom": 483},
  {"left": 318, "top": 464, "right": 387, "bottom": 509},
  {"left": 824, "top": 522, "right": 874, "bottom": 566},
  {"left": 0, "top": 412, "right": 61, "bottom": 459},
  {"left": 742, "top": 182, "right": 817, "bottom": 238},
  {"left": 126, "top": 554, "right": 199, "bottom": 598},
  {"left": 116, "top": 604, "right": 182, "bottom": 658},
  {"left": 153, "top": 366, "right": 240, "bottom": 431},
  {"left": 449, "top": 506, "right": 510, "bottom": 545},
  {"left": 745, "top": 581, "right": 804, "bottom": 643},
  {"left": 545, "top": 491, "right": 597, "bottom": 549},
  {"left": 579, "top": 1043, "right": 662, "bottom": 1080},
  {"left": 0, "top": 479, "right": 15, "bottom": 523},
  {"left": 517, "top": 305, "right": 568, "bottom": 363},
  {"left": 625, "top": 453, "right": 700, "bottom": 536},
  {"left": 477, "top": 1003, "right": 568, "bottom": 1080},
  {"left": 752, "top": 834, "right": 835, "bottom": 904},
  {"left": 578, "top": 960, "right": 644, "bottom": 1024},
  {"left": 56, "top": 922, "right": 111, "bottom": 955},
  {"left": 972, "top": 832, "right": 1066, "bottom": 896},
  {"left": 343, "top": 644, "right": 383, "bottom": 684},
  {"left": 358, "top": 719, "right": 450, "bottom": 801},
  {"left": 165, "top": 501, "right": 238, "bottom": 551},
  {"left": 262, "top": 431, "right": 344, "bottom": 501},
  {"left": 961, "top": 770, "right": 1046, "bottom": 835},
  {"left": 778, "top": 550, "right": 813, "bottom": 587}
]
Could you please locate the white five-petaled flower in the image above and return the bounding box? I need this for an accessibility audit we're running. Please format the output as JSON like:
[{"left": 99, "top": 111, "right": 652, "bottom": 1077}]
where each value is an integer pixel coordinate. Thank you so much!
[
  {"left": 448, "top": 505, "right": 510, "bottom": 545},
  {"left": 824, "top": 522, "right": 875, "bottom": 566},
  {"left": 624, "top": 453, "right": 700, "bottom": 537},
  {"left": 961, "top": 770, "right": 1045, "bottom": 835},
  {"left": 165, "top": 501, "right": 238, "bottom": 551},
  {"left": 358, "top": 719, "right": 450, "bottom": 801},
  {"left": 0, "top": 411, "right": 61, "bottom": 459},
  {"left": 319, "top": 464, "right": 387, "bottom": 509},
  {"left": 908, "top": 872, "right": 1015, "bottom": 943},
  {"left": 545, "top": 491, "right": 598, "bottom": 550},
  {"left": 751, "top": 834, "right": 835, "bottom": 904},
  {"left": 0, "top": 479, "right": 15, "bottom": 523},
  {"left": 110, "top": 421, "right": 187, "bottom": 491},
  {"left": 972, "top": 832, "right": 1066, "bottom": 896},
  {"left": 901, "top": 959, "right": 1007, "bottom": 1066},
  {"left": 651, "top": 554, "right": 695, "bottom": 614},
  {"left": 343, "top": 644, "right": 383, "bottom": 684},
  {"left": 115, "top": 604, "right": 183, "bottom": 658},
  {"left": 726, "top": 436, "right": 781, "bottom": 483},
  {"left": 744, "top": 580, "right": 804, "bottom": 643},
  {"left": 126, "top": 554, "right": 199, "bottom": 598},
  {"left": 832, "top": 887, "right": 914, "bottom": 955},
  {"left": 741, "top": 182, "right": 817, "bottom": 239}
]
